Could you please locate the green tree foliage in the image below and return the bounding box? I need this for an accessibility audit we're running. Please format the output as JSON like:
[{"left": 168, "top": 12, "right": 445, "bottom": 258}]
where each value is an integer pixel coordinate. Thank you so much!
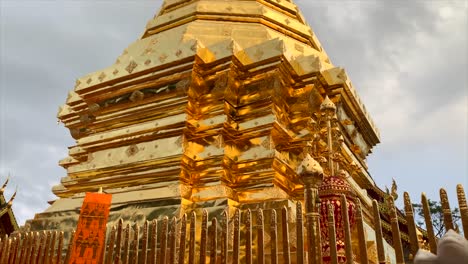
[{"left": 412, "top": 199, "right": 462, "bottom": 238}]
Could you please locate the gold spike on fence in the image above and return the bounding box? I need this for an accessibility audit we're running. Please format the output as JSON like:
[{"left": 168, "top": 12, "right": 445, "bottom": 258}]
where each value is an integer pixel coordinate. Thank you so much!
[
  {"left": 327, "top": 203, "right": 338, "bottom": 264},
  {"left": 189, "top": 213, "right": 196, "bottom": 264},
  {"left": 340, "top": 195, "right": 353, "bottom": 264},
  {"left": 404, "top": 191, "right": 420, "bottom": 258},
  {"left": 440, "top": 188, "right": 455, "bottom": 232},
  {"left": 257, "top": 208, "right": 265, "bottom": 264},
  {"left": 179, "top": 214, "right": 187, "bottom": 264},
  {"left": 373, "top": 199, "right": 386, "bottom": 264},
  {"left": 220, "top": 211, "right": 228, "bottom": 264},
  {"left": 271, "top": 209, "right": 278, "bottom": 264},
  {"left": 169, "top": 216, "right": 177, "bottom": 264},
  {"left": 456, "top": 184, "right": 468, "bottom": 240},
  {"left": 209, "top": 217, "right": 217, "bottom": 264},
  {"left": 122, "top": 223, "right": 130, "bottom": 264},
  {"left": 200, "top": 210, "right": 208, "bottom": 264},
  {"left": 296, "top": 202, "right": 304, "bottom": 264},
  {"left": 245, "top": 209, "right": 253, "bottom": 264},
  {"left": 389, "top": 197, "right": 405, "bottom": 264},
  {"left": 159, "top": 216, "right": 169, "bottom": 264},
  {"left": 150, "top": 219, "right": 158, "bottom": 264},
  {"left": 355, "top": 199, "right": 369, "bottom": 264},
  {"left": 233, "top": 209, "right": 240, "bottom": 264},
  {"left": 421, "top": 192, "right": 437, "bottom": 254},
  {"left": 281, "top": 206, "right": 291, "bottom": 264},
  {"left": 141, "top": 221, "right": 148, "bottom": 264}
]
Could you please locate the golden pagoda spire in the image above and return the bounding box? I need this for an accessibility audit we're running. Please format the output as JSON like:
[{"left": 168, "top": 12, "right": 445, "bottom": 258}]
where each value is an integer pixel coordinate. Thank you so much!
[{"left": 31, "top": 0, "right": 381, "bottom": 240}]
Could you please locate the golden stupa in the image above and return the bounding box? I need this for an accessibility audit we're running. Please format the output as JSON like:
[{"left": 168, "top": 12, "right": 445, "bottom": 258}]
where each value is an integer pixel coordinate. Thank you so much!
[{"left": 26, "top": 0, "right": 384, "bottom": 250}]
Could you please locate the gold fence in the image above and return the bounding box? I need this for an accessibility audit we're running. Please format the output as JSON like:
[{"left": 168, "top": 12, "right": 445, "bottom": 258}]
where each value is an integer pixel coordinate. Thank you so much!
[{"left": 1, "top": 184, "right": 467, "bottom": 264}]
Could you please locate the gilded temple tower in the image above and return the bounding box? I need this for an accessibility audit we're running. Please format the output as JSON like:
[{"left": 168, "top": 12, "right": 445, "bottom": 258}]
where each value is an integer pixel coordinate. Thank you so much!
[{"left": 28, "top": 0, "right": 381, "bottom": 241}]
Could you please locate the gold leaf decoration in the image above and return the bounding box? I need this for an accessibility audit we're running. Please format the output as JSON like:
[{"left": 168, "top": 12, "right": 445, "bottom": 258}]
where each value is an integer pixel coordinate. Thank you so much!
[{"left": 125, "top": 60, "right": 138, "bottom": 74}]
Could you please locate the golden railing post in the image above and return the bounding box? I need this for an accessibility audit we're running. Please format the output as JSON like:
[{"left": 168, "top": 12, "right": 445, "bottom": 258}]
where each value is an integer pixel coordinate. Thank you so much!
[
  {"left": 281, "top": 206, "right": 291, "bottom": 264},
  {"left": 304, "top": 181, "right": 322, "bottom": 264},
  {"left": 233, "top": 209, "right": 240, "bottom": 264},
  {"left": 0, "top": 235, "right": 3, "bottom": 259},
  {"left": 246, "top": 209, "right": 253, "bottom": 264},
  {"left": 270, "top": 209, "right": 278, "bottom": 264},
  {"left": 10, "top": 234, "right": 19, "bottom": 264},
  {"left": 296, "top": 202, "right": 304, "bottom": 264},
  {"left": 3, "top": 238, "right": 12, "bottom": 264},
  {"left": 105, "top": 226, "right": 116, "bottom": 264},
  {"left": 142, "top": 221, "right": 149, "bottom": 264},
  {"left": 0, "top": 236, "right": 6, "bottom": 263},
  {"left": 355, "top": 200, "right": 369, "bottom": 264},
  {"left": 189, "top": 213, "right": 196, "bottom": 264},
  {"left": 209, "top": 218, "right": 218, "bottom": 264},
  {"left": 440, "top": 188, "right": 454, "bottom": 232},
  {"left": 456, "top": 184, "right": 468, "bottom": 239},
  {"left": 0, "top": 235, "right": 4, "bottom": 262},
  {"left": 340, "top": 195, "right": 353, "bottom": 264},
  {"left": 37, "top": 231, "right": 46, "bottom": 264},
  {"left": 41, "top": 231, "right": 52, "bottom": 264},
  {"left": 49, "top": 231, "right": 57, "bottom": 264},
  {"left": 122, "top": 223, "right": 130, "bottom": 264},
  {"left": 30, "top": 233, "right": 37, "bottom": 264},
  {"left": 372, "top": 200, "right": 386, "bottom": 264},
  {"left": 221, "top": 210, "right": 228, "bottom": 264},
  {"left": 57, "top": 231, "right": 64, "bottom": 264},
  {"left": 169, "top": 217, "right": 177, "bottom": 264},
  {"left": 150, "top": 219, "right": 158, "bottom": 264},
  {"left": 316, "top": 212, "right": 322, "bottom": 264},
  {"left": 200, "top": 210, "right": 208, "bottom": 264},
  {"left": 389, "top": 198, "right": 405, "bottom": 264},
  {"left": 114, "top": 219, "right": 123, "bottom": 264},
  {"left": 421, "top": 193, "right": 437, "bottom": 254},
  {"left": 403, "top": 192, "right": 420, "bottom": 258},
  {"left": 9, "top": 236, "right": 17, "bottom": 264},
  {"left": 18, "top": 232, "right": 30, "bottom": 264},
  {"left": 327, "top": 203, "right": 338, "bottom": 264},
  {"left": 26, "top": 232, "right": 38, "bottom": 264},
  {"left": 257, "top": 208, "right": 265, "bottom": 264},
  {"left": 160, "top": 216, "right": 169, "bottom": 264},
  {"left": 179, "top": 214, "right": 188, "bottom": 264},
  {"left": 132, "top": 224, "right": 140, "bottom": 264},
  {"left": 64, "top": 230, "right": 75, "bottom": 264}
]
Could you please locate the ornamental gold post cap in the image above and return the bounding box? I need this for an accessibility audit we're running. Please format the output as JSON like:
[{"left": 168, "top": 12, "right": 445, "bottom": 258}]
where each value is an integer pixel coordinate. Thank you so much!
[
  {"left": 320, "top": 96, "right": 336, "bottom": 115},
  {"left": 297, "top": 153, "right": 324, "bottom": 186}
]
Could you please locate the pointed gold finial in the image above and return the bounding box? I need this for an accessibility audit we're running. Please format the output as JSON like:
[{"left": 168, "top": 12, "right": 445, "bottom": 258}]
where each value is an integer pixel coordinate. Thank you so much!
[
  {"left": 391, "top": 178, "right": 398, "bottom": 201},
  {"left": 322, "top": 96, "right": 337, "bottom": 176},
  {"left": 7, "top": 187, "right": 17, "bottom": 207},
  {"left": 0, "top": 175, "right": 10, "bottom": 194}
]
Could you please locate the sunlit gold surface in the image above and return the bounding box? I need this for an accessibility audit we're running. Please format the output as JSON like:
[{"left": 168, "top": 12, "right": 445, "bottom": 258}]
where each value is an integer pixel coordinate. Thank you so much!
[{"left": 27, "top": 0, "right": 381, "bottom": 237}]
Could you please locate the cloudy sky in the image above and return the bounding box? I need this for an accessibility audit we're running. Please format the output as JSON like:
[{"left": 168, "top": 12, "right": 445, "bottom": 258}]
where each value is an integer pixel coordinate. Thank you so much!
[{"left": 0, "top": 0, "right": 466, "bottom": 225}]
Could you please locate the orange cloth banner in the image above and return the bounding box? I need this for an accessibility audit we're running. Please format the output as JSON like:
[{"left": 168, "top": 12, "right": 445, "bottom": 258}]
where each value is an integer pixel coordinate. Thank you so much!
[{"left": 69, "top": 192, "right": 112, "bottom": 264}]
